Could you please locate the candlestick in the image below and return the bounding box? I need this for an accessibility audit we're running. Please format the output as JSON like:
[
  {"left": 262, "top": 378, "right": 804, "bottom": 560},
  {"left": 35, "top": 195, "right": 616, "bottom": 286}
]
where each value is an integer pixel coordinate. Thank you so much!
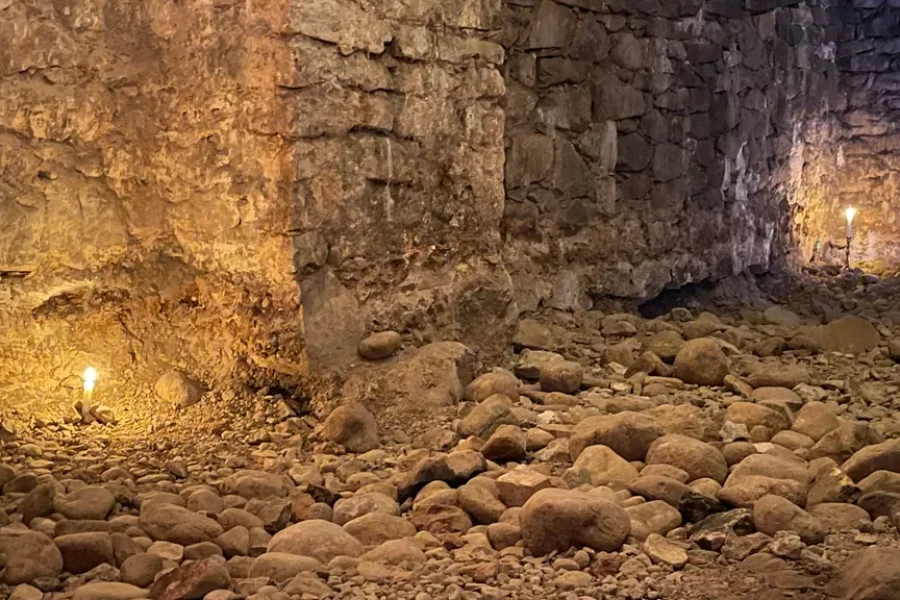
[{"left": 83, "top": 367, "right": 98, "bottom": 404}]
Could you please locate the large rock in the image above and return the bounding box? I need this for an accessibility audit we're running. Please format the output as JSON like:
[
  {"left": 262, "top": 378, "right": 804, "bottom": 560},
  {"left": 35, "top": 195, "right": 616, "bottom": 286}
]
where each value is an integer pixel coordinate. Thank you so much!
[
  {"left": 625, "top": 500, "right": 682, "bottom": 540},
  {"left": 464, "top": 370, "right": 520, "bottom": 403},
  {"left": 792, "top": 402, "right": 840, "bottom": 442},
  {"left": 746, "top": 364, "right": 810, "bottom": 389},
  {"left": 539, "top": 360, "right": 583, "bottom": 393},
  {"left": 323, "top": 403, "right": 380, "bottom": 453},
  {"left": 54, "top": 532, "right": 115, "bottom": 574},
  {"left": 834, "top": 546, "right": 900, "bottom": 600},
  {"left": 520, "top": 489, "right": 630, "bottom": 555},
  {"left": 808, "top": 503, "right": 871, "bottom": 531},
  {"left": 752, "top": 495, "right": 825, "bottom": 544},
  {"left": 564, "top": 445, "right": 639, "bottom": 487},
  {"left": 645, "top": 434, "right": 728, "bottom": 483},
  {"left": 139, "top": 503, "right": 224, "bottom": 545},
  {"left": 809, "top": 421, "right": 883, "bottom": 463},
  {"left": 148, "top": 558, "right": 231, "bottom": 600},
  {"left": 121, "top": 553, "right": 165, "bottom": 587},
  {"left": 332, "top": 493, "right": 399, "bottom": 526},
  {"left": 673, "top": 338, "right": 729, "bottom": 386},
  {"left": 458, "top": 483, "right": 507, "bottom": 524},
  {"left": 342, "top": 513, "right": 416, "bottom": 546},
  {"left": 73, "top": 583, "right": 147, "bottom": 600},
  {"left": 343, "top": 342, "right": 476, "bottom": 424},
  {"left": 19, "top": 484, "right": 55, "bottom": 524},
  {"left": 841, "top": 440, "right": 900, "bottom": 483},
  {"left": 810, "top": 315, "right": 881, "bottom": 354},
  {"left": 725, "top": 402, "right": 790, "bottom": 433},
  {"left": 247, "top": 553, "right": 322, "bottom": 582},
  {"left": 458, "top": 394, "right": 519, "bottom": 438},
  {"left": 497, "top": 467, "right": 553, "bottom": 507},
  {"left": 268, "top": 520, "right": 364, "bottom": 562},
  {"left": 568, "top": 412, "right": 663, "bottom": 461},
  {"left": 53, "top": 486, "right": 116, "bottom": 521},
  {"left": 644, "top": 331, "right": 685, "bottom": 362},
  {"left": 0, "top": 532, "right": 63, "bottom": 584},
  {"left": 222, "top": 470, "right": 290, "bottom": 499},
  {"left": 481, "top": 425, "right": 527, "bottom": 462},
  {"left": 719, "top": 453, "right": 810, "bottom": 507}
]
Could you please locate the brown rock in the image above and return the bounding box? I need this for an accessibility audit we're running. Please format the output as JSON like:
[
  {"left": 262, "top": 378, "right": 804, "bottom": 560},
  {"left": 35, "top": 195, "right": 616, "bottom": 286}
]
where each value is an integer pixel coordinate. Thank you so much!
[
  {"left": 0, "top": 531, "right": 63, "bottom": 584},
  {"left": 497, "top": 467, "right": 553, "bottom": 507},
  {"left": 539, "top": 360, "right": 583, "bottom": 393},
  {"left": 481, "top": 425, "right": 527, "bottom": 462},
  {"left": 626, "top": 500, "right": 682, "bottom": 540},
  {"left": 841, "top": 440, "right": 900, "bottom": 483},
  {"left": 465, "top": 370, "right": 520, "bottom": 403},
  {"left": 568, "top": 412, "right": 663, "bottom": 461},
  {"left": 521, "top": 489, "right": 630, "bottom": 555},
  {"left": 54, "top": 532, "right": 114, "bottom": 574},
  {"left": 268, "top": 520, "right": 364, "bottom": 562},
  {"left": 148, "top": 558, "right": 231, "bottom": 600},
  {"left": 645, "top": 434, "right": 728, "bottom": 483},
  {"left": 358, "top": 331, "right": 402, "bottom": 360},
  {"left": 725, "top": 402, "right": 790, "bottom": 434},
  {"left": 752, "top": 495, "right": 824, "bottom": 544},
  {"left": 673, "top": 338, "right": 729, "bottom": 386},
  {"left": 834, "top": 546, "right": 900, "bottom": 600},
  {"left": 564, "top": 445, "right": 639, "bottom": 487},
  {"left": 792, "top": 402, "right": 840, "bottom": 442},
  {"left": 323, "top": 403, "right": 380, "bottom": 453}
]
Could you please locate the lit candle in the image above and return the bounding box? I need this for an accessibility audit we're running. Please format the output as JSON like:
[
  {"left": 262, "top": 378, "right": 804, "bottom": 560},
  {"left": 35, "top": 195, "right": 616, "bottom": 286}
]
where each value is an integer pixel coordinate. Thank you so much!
[
  {"left": 83, "top": 367, "right": 98, "bottom": 404},
  {"left": 845, "top": 207, "right": 856, "bottom": 239}
]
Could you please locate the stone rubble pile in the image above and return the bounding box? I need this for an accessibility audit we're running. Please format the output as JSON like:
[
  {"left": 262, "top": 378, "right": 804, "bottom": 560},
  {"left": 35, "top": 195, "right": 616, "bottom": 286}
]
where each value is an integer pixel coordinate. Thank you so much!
[{"left": 2, "top": 273, "right": 900, "bottom": 599}]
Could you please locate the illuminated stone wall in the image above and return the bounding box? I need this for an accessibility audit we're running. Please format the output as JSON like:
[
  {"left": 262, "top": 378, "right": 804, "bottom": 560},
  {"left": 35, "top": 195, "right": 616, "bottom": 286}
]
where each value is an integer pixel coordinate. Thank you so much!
[
  {"left": 0, "top": 0, "right": 511, "bottom": 423},
  {"left": 791, "top": 1, "right": 900, "bottom": 271}
]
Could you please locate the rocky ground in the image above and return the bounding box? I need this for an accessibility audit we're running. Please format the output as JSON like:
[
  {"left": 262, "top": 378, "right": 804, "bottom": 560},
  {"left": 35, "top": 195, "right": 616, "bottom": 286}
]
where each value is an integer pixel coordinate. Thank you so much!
[{"left": 2, "top": 268, "right": 900, "bottom": 600}]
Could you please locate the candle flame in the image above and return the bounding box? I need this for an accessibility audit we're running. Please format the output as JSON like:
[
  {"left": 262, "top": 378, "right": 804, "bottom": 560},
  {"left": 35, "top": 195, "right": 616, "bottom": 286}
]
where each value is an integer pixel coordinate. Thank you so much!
[
  {"left": 845, "top": 207, "right": 857, "bottom": 224},
  {"left": 83, "top": 367, "right": 98, "bottom": 392}
]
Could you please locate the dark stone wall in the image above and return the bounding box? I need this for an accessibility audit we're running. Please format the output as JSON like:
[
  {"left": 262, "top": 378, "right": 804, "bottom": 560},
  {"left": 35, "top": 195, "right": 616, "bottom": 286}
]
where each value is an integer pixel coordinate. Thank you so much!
[{"left": 499, "top": 0, "right": 841, "bottom": 310}]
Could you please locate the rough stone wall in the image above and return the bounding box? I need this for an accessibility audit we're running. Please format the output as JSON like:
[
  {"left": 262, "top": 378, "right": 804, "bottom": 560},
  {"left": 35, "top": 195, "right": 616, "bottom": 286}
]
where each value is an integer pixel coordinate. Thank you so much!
[
  {"left": 792, "top": 1, "right": 900, "bottom": 271},
  {"left": 500, "top": 0, "right": 840, "bottom": 310},
  {"left": 285, "top": 0, "right": 515, "bottom": 371},
  {"left": 0, "top": 0, "right": 300, "bottom": 419},
  {"left": 0, "top": 0, "right": 513, "bottom": 421}
]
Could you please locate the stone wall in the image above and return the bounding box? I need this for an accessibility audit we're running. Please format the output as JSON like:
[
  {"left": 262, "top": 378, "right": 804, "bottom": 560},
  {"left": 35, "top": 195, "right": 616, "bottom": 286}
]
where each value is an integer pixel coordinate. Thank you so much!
[
  {"left": 0, "top": 0, "right": 305, "bottom": 420},
  {"left": 500, "top": 0, "right": 840, "bottom": 310},
  {"left": 791, "top": 1, "right": 900, "bottom": 271},
  {"left": 0, "top": 0, "right": 513, "bottom": 422},
  {"left": 285, "top": 0, "right": 514, "bottom": 371}
]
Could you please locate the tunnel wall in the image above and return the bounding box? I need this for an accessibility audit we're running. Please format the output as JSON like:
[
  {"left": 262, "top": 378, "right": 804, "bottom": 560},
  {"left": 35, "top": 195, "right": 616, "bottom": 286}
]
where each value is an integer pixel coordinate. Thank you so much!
[
  {"left": 500, "top": 0, "right": 841, "bottom": 311},
  {"left": 0, "top": 0, "right": 858, "bottom": 424},
  {"left": 0, "top": 0, "right": 300, "bottom": 420},
  {"left": 792, "top": 1, "right": 900, "bottom": 271}
]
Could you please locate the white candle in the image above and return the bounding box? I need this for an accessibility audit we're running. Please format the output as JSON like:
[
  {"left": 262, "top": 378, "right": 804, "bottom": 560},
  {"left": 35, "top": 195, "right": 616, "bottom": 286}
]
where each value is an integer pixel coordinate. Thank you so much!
[
  {"left": 83, "top": 367, "right": 98, "bottom": 404},
  {"left": 845, "top": 207, "right": 856, "bottom": 238}
]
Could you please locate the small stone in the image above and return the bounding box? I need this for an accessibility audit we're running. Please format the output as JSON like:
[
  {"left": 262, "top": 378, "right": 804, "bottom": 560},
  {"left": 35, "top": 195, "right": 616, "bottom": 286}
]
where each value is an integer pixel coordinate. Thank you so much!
[
  {"left": 644, "top": 533, "right": 688, "bottom": 568},
  {"left": 323, "top": 403, "right": 380, "bottom": 453},
  {"left": 154, "top": 370, "right": 203, "bottom": 407},
  {"left": 358, "top": 331, "right": 402, "bottom": 360},
  {"left": 121, "top": 553, "right": 165, "bottom": 587}
]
